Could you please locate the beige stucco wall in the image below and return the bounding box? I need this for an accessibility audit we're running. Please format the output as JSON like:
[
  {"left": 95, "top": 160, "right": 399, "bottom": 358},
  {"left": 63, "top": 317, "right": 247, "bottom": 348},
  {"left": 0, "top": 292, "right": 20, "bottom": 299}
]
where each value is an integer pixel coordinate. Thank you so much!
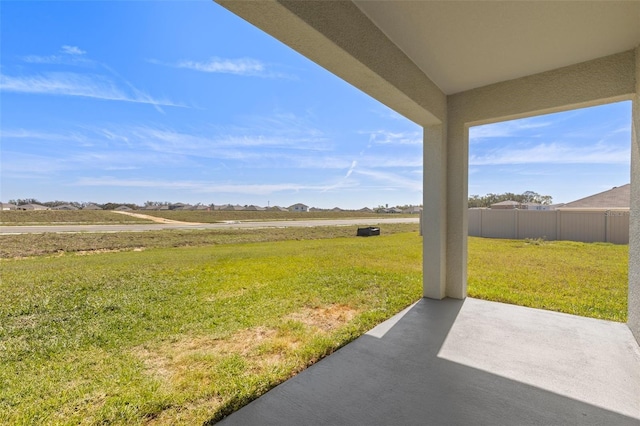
[
  {"left": 423, "top": 125, "right": 447, "bottom": 298},
  {"left": 629, "top": 46, "right": 640, "bottom": 343}
]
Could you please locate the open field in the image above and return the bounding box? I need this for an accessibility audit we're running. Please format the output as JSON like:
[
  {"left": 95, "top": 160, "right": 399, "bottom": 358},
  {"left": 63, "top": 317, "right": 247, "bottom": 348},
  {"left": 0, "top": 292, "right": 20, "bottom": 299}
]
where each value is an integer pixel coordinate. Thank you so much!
[
  {"left": 139, "top": 210, "right": 413, "bottom": 223},
  {"left": 0, "top": 232, "right": 628, "bottom": 424},
  {"left": 0, "top": 223, "right": 417, "bottom": 258},
  {"left": 0, "top": 210, "right": 154, "bottom": 225}
]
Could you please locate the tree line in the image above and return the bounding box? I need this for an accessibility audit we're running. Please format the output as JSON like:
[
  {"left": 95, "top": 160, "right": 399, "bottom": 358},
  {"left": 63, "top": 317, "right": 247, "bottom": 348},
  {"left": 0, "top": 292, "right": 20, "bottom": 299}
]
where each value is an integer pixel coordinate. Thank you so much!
[{"left": 468, "top": 191, "right": 552, "bottom": 208}]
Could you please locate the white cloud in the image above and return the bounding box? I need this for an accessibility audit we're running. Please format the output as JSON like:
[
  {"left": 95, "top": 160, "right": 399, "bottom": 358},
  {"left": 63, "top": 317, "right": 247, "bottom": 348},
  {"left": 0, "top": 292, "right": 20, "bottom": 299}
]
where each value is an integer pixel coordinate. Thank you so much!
[
  {"left": 73, "top": 177, "right": 348, "bottom": 195},
  {"left": 61, "top": 45, "right": 86, "bottom": 55},
  {"left": 22, "top": 45, "right": 90, "bottom": 65},
  {"left": 0, "top": 129, "right": 87, "bottom": 144},
  {"left": 150, "top": 57, "right": 294, "bottom": 79},
  {"left": 353, "top": 168, "right": 422, "bottom": 191},
  {"left": 469, "top": 117, "right": 553, "bottom": 140},
  {"left": 365, "top": 130, "right": 421, "bottom": 145},
  {"left": 177, "top": 57, "right": 264, "bottom": 75},
  {"left": 470, "top": 143, "right": 629, "bottom": 166},
  {"left": 0, "top": 72, "right": 184, "bottom": 110}
]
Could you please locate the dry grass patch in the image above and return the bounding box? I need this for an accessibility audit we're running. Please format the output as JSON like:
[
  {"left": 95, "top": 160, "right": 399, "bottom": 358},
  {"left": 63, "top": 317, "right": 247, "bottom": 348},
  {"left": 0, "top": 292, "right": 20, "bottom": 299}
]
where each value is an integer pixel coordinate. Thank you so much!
[{"left": 287, "top": 304, "right": 359, "bottom": 333}]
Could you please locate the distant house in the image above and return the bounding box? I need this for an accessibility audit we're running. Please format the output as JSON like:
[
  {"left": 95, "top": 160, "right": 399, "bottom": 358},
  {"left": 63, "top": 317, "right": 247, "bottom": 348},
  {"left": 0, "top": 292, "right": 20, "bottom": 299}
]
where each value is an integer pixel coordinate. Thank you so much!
[
  {"left": 359, "top": 207, "right": 374, "bottom": 213},
  {"left": 0, "top": 203, "right": 17, "bottom": 210},
  {"left": 195, "top": 205, "right": 211, "bottom": 211},
  {"left": 331, "top": 207, "right": 343, "bottom": 212},
  {"left": 490, "top": 200, "right": 521, "bottom": 210},
  {"left": 521, "top": 203, "right": 551, "bottom": 211},
  {"left": 289, "top": 203, "right": 309, "bottom": 212},
  {"left": 83, "top": 204, "right": 102, "bottom": 210},
  {"left": 245, "top": 205, "right": 266, "bottom": 211},
  {"left": 52, "top": 204, "right": 78, "bottom": 210},
  {"left": 386, "top": 207, "right": 403, "bottom": 214},
  {"left": 170, "top": 203, "right": 194, "bottom": 210},
  {"left": 268, "top": 206, "right": 289, "bottom": 212},
  {"left": 222, "top": 204, "right": 245, "bottom": 211},
  {"left": 559, "top": 184, "right": 630, "bottom": 210},
  {"left": 17, "top": 203, "right": 49, "bottom": 211},
  {"left": 115, "top": 205, "right": 133, "bottom": 211},
  {"left": 403, "top": 206, "right": 423, "bottom": 214}
]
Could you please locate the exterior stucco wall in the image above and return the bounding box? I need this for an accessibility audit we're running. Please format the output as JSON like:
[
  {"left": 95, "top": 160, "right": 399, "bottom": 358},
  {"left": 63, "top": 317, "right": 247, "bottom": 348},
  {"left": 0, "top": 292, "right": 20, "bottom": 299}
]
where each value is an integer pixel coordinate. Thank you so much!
[
  {"left": 630, "top": 46, "right": 640, "bottom": 344},
  {"left": 423, "top": 125, "right": 447, "bottom": 299}
]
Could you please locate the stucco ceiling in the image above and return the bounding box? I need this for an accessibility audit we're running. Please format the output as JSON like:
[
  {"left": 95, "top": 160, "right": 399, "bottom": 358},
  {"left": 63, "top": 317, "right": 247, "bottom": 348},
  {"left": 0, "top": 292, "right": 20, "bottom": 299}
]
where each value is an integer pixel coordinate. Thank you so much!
[{"left": 354, "top": 1, "right": 640, "bottom": 95}]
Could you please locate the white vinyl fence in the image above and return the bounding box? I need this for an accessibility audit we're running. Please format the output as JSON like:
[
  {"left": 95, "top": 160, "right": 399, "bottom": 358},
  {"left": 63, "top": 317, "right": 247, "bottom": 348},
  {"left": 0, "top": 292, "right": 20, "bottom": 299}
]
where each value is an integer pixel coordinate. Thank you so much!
[{"left": 467, "top": 209, "right": 629, "bottom": 244}]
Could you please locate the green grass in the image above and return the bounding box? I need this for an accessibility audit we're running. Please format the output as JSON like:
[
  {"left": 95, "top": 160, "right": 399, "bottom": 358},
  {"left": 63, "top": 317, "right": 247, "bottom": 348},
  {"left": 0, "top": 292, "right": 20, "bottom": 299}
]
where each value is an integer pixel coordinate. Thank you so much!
[
  {"left": 0, "top": 233, "right": 422, "bottom": 425},
  {"left": 0, "top": 210, "right": 154, "bottom": 225},
  {"left": 468, "top": 237, "right": 628, "bottom": 321},
  {"left": 0, "top": 233, "right": 628, "bottom": 424},
  {"left": 0, "top": 223, "right": 418, "bottom": 258},
  {"left": 140, "top": 210, "right": 413, "bottom": 223}
]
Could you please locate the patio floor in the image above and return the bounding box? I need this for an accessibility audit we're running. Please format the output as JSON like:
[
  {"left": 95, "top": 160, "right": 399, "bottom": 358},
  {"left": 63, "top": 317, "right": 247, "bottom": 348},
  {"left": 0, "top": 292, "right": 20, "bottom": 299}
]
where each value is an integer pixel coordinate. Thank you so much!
[{"left": 218, "top": 297, "right": 640, "bottom": 425}]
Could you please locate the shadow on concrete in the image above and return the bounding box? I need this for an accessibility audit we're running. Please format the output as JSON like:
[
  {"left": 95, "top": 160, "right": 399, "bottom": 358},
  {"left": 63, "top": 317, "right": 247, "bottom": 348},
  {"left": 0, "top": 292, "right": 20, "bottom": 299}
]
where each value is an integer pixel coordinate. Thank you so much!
[{"left": 212, "top": 298, "right": 640, "bottom": 425}]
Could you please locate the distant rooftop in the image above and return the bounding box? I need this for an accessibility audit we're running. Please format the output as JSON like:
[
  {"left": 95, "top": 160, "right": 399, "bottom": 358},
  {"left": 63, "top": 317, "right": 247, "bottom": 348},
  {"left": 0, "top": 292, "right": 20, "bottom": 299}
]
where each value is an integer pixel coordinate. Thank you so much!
[{"left": 561, "top": 184, "right": 630, "bottom": 209}]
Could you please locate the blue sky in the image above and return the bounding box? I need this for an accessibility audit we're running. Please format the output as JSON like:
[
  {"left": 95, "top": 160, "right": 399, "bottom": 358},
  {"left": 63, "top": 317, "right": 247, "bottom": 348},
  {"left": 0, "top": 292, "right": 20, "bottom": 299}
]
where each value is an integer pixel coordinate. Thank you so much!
[{"left": 0, "top": 1, "right": 632, "bottom": 209}]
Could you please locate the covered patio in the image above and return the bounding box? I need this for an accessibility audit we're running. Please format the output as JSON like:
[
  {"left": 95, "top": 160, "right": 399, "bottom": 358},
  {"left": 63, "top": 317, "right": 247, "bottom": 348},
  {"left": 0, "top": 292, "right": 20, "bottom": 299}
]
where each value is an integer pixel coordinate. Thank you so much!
[
  {"left": 219, "top": 298, "right": 640, "bottom": 425},
  {"left": 213, "top": 1, "right": 640, "bottom": 423}
]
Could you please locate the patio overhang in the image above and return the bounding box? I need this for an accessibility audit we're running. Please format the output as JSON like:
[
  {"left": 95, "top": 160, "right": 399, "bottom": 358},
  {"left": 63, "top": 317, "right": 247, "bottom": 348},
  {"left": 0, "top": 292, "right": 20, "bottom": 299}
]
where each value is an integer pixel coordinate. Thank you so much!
[{"left": 214, "top": 1, "right": 640, "bottom": 343}]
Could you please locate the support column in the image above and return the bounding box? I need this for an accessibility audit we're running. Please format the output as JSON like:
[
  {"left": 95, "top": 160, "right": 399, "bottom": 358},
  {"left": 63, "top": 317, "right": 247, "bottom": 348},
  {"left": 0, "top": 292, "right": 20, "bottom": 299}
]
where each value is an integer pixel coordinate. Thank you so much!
[
  {"left": 629, "top": 46, "right": 640, "bottom": 344},
  {"left": 445, "top": 114, "right": 469, "bottom": 299},
  {"left": 423, "top": 124, "right": 447, "bottom": 299}
]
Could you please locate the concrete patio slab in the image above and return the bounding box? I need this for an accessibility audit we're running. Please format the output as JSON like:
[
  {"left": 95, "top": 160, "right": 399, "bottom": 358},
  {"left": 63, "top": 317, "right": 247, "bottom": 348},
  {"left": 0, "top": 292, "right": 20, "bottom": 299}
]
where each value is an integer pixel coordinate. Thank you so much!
[{"left": 218, "top": 298, "right": 640, "bottom": 425}]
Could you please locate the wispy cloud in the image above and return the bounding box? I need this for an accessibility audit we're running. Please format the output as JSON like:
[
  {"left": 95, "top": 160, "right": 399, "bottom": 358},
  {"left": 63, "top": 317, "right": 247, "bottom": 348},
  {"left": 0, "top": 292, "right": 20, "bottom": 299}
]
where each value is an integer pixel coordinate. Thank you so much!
[
  {"left": 0, "top": 129, "right": 88, "bottom": 143},
  {"left": 470, "top": 117, "right": 553, "bottom": 140},
  {"left": 73, "top": 177, "right": 351, "bottom": 195},
  {"left": 22, "top": 45, "right": 91, "bottom": 65},
  {"left": 354, "top": 168, "right": 422, "bottom": 191},
  {"left": 10, "top": 46, "right": 185, "bottom": 113},
  {"left": 149, "top": 57, "right": 294, "bottom": 78},
  {"left": 61, "top": 45, "right": 86, "bottom": 55},
  {"left": 0, "top": 72, "right": 184, "bottom": 110},
  {"left": 365, "top": 130, "right": 421, "bottom": 145},
  {"left": 470, "top": 143, "right": 629, "bottom": 166}
]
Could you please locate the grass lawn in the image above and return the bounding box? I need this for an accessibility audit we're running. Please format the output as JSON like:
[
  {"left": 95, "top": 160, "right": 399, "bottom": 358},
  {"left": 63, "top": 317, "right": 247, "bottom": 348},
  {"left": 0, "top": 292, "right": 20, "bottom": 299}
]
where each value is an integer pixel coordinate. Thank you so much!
[
  {"left": 0, "top": 223, "right": 418, "bottom": 258},
  {"left": 1, "top": 233, "right": 422, "bottom": 425},
  {"left": 0, "top": 210, "right": 154, "bottom": 225},
  {"left": 0, "top": 233, "right": 628, "bottom": 424},
  {"left": 467, "top": 237, "right": 628, "bottom": 322},
  {"left": 138, "top": 210, "right": 413, "bottom": 223}
]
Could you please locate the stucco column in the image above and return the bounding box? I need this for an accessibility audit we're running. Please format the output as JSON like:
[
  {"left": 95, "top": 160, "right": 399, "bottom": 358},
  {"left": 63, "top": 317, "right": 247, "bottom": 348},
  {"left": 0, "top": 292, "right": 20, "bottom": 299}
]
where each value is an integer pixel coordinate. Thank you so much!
[
  {"left": 445, "top": 112, "right": 469, "bottom": 299},
  {"left": 423, "top": 124, "right": 447, "bottom": 299},
  {"left": 629, "top": 46, "right": 640, "bottom": 344}
]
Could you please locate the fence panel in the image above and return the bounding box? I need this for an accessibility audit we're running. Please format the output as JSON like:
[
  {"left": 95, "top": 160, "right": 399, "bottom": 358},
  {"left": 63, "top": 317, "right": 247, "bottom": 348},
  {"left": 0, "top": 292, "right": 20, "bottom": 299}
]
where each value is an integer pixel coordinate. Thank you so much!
[
  {"left": 466, "top": 209, "right": 628, "bottom": 244},
  {"left": 558, "top": 211, "right": 606, "bottom": 242},
  {"left": 479, "top": 209, "right": 517, "bottom": 239},
  {"left": 517, "top": 210, "right": 558, "bottom": 240},
  {"left": 607, "top": 211, "right": 630, "bottom": 244},
  {"left": 468, "top": 209, "right": 482, "bottom": 236}
]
